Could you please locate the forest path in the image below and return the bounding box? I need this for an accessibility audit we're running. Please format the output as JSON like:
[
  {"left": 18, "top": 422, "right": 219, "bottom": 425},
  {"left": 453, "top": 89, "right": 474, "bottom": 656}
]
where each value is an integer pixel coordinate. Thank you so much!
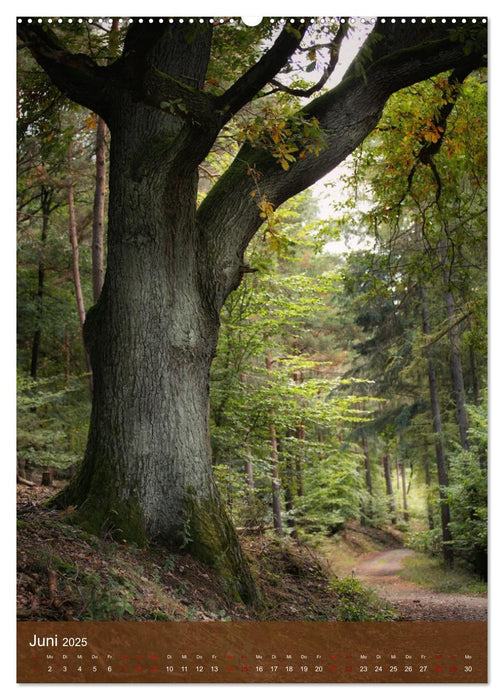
[{"left": 352, "top": 548, "right": 487, "bottom": 621}]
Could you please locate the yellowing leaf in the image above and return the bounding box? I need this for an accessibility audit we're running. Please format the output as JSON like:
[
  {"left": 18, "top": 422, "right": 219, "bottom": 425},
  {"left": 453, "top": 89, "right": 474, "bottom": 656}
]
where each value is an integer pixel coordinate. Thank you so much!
[{"left": 85, "top": 114, "right": 98, "bottom": 130}]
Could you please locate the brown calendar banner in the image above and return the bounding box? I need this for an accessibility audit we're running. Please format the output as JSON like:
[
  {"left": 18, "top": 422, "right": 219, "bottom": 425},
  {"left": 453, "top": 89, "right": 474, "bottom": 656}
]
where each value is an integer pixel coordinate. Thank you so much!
[
  {"left": 17, "top": 621, "right": 487, "bottom": 683},
  {"left": 16, "top": 14, "right": 488, "bottom": 689}
]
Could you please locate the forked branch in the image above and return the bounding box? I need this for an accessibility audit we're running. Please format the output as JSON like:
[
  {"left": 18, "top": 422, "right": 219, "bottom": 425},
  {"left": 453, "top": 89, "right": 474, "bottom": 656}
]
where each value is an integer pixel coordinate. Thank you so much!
[{"left": 17, "top": 22, "right": 110, "bottom": 117}]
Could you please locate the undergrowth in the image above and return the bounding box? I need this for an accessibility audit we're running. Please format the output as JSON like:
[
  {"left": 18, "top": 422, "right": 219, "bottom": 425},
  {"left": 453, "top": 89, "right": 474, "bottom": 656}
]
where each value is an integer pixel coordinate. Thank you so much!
[
  {"left": 400, "top": 552, "right": 487, "bottom": 594},
  {"left": 330, "top": 577, "right": 396, "bottom": 621}
]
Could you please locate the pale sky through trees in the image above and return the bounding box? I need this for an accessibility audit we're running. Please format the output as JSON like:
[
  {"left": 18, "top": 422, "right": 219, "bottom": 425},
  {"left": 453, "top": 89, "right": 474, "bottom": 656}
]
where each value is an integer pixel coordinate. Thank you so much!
[{"left": 306, "top": 19, "right": 375, "bottom": 253}]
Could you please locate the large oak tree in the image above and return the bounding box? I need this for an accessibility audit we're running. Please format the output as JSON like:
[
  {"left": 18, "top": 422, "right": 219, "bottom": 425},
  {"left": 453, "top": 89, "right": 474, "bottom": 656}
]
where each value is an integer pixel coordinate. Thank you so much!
[{"left": 17, "top": 16, "right": 486, "bottom": 603}]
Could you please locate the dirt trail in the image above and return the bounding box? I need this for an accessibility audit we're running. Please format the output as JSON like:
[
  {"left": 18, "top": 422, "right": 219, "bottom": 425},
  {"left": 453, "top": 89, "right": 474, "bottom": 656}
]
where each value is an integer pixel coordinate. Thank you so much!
[{"left": 353, "top": 548, "right": 487, "bottom": 621}]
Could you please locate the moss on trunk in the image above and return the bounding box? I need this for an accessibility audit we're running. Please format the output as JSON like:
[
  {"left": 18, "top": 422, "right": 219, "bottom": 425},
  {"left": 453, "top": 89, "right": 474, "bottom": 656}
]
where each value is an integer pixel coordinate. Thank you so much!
[
  {"left": 46, "top": 453, "right": 149, "bottom": 545},
  {"left": 47, "top": 462, "right": 261, "bottom": 607},
  {"left": 183, "top": 492, "right": 261, "bottom": 606}
]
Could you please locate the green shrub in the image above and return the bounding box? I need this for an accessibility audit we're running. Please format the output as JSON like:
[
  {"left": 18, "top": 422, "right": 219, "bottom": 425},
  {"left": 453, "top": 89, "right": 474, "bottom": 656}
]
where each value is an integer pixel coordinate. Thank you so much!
[{"left": 330, "top": 577, "right": 396, "bottom": 621}]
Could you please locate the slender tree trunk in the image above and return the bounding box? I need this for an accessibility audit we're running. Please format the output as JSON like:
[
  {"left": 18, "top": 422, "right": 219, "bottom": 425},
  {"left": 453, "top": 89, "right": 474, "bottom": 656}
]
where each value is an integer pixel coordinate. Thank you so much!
[
  {"left": 356, "top": 462, "right": 367, "bottom": 527},
  {"left": 291, "top": 372, "right": 306, "bottom": 499},
  {"left": 265, "top": 356, "right": 283, "bottom": 536},
  {"left": 421, "top": 284, "right": 454, "bottom": 566},
  {"left": 284, "top": 479, "right": 296, "bottom": 535},
  {"left": 92, "top": 116, "right": 107, "bottom": 302},
  {"left": 424, "top": 457, "right": 435, "bottom": 531},
  {"left": 361, "top": 434, "right": 373, "bottom": 524},
  {"left": 244, "top": 448, "right": 255, "bottom": 505},
  {"left": 30, "top": 188, "right": 51, "bottom": 379},
  {"left": 382, "top": 452, "right": 396, "bottom": 525},
  {"left": 91, "top": 19, "right": 119, "bottom": 303},
  {"left": 295, "top": 425, "right": 305, "bottom": 497},
  {"left": 400, "top": 461, "right": 409, "bottom": 522},
  {"left": 283, "top": 429, "right": 297, "bottom": 537},
  {"left": 64, "top": 327, "right": 71, "bottom": 386},
  {"left": 269, "top": 422, "right": 283, "bottom": 536},
  {"left": 362, "top": 435, "right": 373, "bottom": 494},
  {"left": 469, "top": 338, "right": 481, "bottom": 406},
  {"left": 440, "top": 237, "right": 470, "bottom": 450},
  {"left": 67, "top": 147, "right": 92, "bottom": 382}
]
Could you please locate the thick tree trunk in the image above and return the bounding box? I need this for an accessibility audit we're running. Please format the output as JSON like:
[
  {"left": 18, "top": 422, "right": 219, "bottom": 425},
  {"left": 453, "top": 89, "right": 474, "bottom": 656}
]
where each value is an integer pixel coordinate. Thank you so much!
[
  {"left": 421, "top": 285, "right": 454, "bottom": 566},
  {"left": 52, "top": 114, "right": 259, "bottom": 605}
]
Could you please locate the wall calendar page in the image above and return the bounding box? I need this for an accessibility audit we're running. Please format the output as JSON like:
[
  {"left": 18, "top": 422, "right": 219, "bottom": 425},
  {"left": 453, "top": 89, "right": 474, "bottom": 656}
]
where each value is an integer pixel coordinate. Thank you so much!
[{"left": 15, "top": 9, "right": 488, "bottom": 689}]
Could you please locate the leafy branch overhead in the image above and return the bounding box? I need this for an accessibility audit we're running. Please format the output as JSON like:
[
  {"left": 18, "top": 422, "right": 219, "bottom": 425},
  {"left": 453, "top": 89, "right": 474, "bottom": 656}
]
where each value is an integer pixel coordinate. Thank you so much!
[{"left": 18, "top": 20, "right": 486, "bottom": 192}]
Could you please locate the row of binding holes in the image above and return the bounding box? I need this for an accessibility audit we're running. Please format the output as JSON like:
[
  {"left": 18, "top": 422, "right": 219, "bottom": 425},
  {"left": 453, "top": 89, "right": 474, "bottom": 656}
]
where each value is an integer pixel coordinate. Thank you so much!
[{"left": 17, "top": 17, "right": 487, "bottom": 25}]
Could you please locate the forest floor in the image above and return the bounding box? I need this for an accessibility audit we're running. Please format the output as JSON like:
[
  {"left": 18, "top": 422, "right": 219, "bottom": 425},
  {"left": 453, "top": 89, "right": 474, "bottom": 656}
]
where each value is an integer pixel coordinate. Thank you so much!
[
  {"left": 16, "top": 483, "right": 486, "bottom": 623},
  {"left": 16, "top": 483, "right": 342, "bottom": 622}
]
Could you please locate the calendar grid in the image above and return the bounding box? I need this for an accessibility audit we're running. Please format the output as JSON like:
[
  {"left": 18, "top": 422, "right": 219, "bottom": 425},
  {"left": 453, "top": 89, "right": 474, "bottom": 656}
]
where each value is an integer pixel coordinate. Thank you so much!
[{"left": 17, "top": 621, "right": 487, "bottom": 683}]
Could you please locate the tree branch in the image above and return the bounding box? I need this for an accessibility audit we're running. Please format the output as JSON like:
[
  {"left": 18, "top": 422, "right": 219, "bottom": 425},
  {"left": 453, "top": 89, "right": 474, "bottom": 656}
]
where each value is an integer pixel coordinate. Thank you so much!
[
  {"left": 17, "top": 22, "right": 110, "bottom": 118},
  {"left": 269, "top": 20, "right": 349, "bottom": 98},
  {"left": 214, "top": 19, "right": 308, "bottom": 120},
  {"left": 139, "top": 64, "right": 220, "bottom": 132},
  {"left": 197, "top": 22, "right": 487, "bottom": 306}
]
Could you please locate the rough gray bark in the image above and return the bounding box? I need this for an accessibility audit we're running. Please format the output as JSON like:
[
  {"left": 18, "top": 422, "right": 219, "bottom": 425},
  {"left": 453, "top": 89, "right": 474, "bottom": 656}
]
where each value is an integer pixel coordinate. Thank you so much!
[
  {"left": 421, "top": 284, "right": 454, "bottom": 566},
  {"left": 48, "top": 25, "right": 259, "bottom": 604},
  {"left": 63, "top": 136, "right": 258, "bottom": 600}
]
